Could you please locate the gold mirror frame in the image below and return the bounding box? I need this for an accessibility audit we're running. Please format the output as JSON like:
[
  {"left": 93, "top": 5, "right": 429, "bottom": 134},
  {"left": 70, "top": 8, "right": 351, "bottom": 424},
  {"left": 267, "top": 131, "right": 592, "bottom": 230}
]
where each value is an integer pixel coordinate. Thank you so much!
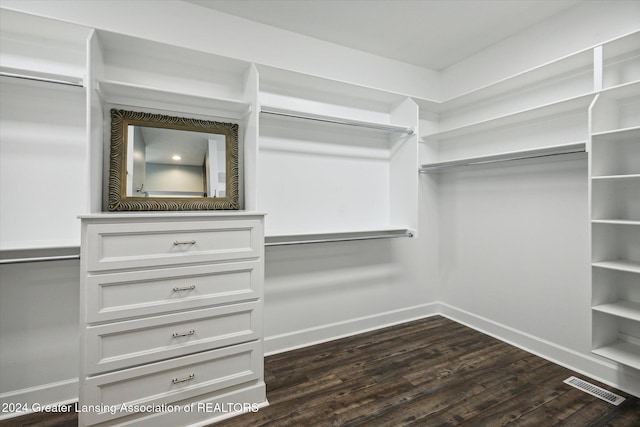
[{"left": 107, "top": 109, "right": 239, "bottom": 211}]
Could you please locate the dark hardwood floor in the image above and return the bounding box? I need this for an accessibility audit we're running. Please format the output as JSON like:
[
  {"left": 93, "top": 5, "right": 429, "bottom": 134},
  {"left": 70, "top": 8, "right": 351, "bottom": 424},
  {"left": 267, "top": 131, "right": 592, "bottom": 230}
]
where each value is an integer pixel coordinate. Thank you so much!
[{"left": 3, "top": 316, "right": 639, "bottom": 426}]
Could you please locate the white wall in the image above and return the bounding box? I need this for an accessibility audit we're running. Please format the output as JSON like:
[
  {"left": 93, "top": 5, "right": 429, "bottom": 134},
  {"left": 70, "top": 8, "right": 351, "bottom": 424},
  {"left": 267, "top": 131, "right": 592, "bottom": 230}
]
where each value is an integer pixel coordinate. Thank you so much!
[
  {"left": 438, "top": 156, "right": 589, "bottom": 347},
  {"left": 0, "top": 259, "right": 79, "bottom": 409},
  {"left": 0, "top": 79, "right": 86, "bottom": 250},
  {"left": 145, "top": 163, "right": 204, "bottom": 194}
]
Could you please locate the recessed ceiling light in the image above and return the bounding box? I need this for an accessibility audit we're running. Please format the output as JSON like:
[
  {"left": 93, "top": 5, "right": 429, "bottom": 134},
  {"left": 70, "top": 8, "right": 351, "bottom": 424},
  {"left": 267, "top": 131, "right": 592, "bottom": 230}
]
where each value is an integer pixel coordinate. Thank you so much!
[{"left": 172, "top": 155, "right": 182, "bottom": 161}]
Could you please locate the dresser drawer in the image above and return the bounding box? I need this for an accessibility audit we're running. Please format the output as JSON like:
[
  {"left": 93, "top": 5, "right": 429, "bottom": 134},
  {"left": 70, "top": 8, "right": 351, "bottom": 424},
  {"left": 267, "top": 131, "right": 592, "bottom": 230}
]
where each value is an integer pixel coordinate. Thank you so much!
[
  {"left": 85, "top": 219, "right": 262, "bottom": 272},
  {"left": 82, "top": 341, "right": 261, "bottom": 425},
  {"left": 85, "top": 260, "right": 261, "bottom": 323},
  {"left": 86, "top": 301, "right": 260, "bottom": 375}
]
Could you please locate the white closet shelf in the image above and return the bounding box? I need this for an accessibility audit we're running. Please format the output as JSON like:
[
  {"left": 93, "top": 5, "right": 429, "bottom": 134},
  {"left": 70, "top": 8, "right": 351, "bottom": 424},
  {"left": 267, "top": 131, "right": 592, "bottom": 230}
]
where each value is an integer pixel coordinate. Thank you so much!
[
  {"left": 419, "top": 142, "right": 585, "bottom": 172},
  {"left": 265, "top": 228, "right": 414, "bottom": 246},
  {"left": 593, "top": 300, "right": 640, "bottom": 322},
  {"left": 437, "top": 50, "right": 593, "bottom": 112},
  {"left": 260, "top": 106, "right": 414, "bottom": 135},
  {"left": 603, "top": 30, "right": 640, "bottom": 62},
  {"left": 422, "top": 93, "right": 594, "bottom": 140},
  {"left": 597, "top": 80, "right": 640, "bottom": 100},
  {"left": 591, "top": 126, "right": 640, "bottom": 141},
  {"left": 417, "top": 31, "right": 637, "bottom": 113},
  {"left": 256, "top": 64, "right": 412, "bottom": 108},
  {"left": 97, "top": 80, "right": 251, "bottom": 119},
  {"left": 593, "top": 342, "right": 640, "bottom": 370},
  {"left": 592, "top": 260, "right": 640, "bottom": 274}
]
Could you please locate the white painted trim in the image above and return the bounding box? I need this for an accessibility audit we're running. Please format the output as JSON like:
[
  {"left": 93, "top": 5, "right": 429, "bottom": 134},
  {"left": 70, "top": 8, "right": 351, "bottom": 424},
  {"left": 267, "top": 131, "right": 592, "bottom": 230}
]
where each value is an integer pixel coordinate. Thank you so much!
[
  {"left": 0, "top": 378, "right": 78, "bottom": 420},
  {"left": 438, "top": 302, "right": 640, "bottom": 398},
  {"left": 264, "top": 302, "right": 440, "bottom": 356}
]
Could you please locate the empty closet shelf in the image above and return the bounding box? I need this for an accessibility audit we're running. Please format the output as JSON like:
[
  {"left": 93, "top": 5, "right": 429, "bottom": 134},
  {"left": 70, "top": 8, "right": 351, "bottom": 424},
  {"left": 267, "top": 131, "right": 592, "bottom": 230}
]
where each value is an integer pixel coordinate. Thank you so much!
[
  {"left": 260, "top": 106, "right": 414, "bottom": 135},
  {"left": 419, "top": 142, "right": 586, "bottom": 172},
  {"left": 592, "top": 300, "right": 640, "bottom": 322}
]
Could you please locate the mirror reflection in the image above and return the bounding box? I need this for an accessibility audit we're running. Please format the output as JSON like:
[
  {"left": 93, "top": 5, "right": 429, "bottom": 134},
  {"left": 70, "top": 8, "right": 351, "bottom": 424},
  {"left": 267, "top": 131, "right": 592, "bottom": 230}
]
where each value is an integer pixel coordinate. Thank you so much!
[
  {"left": 126, "top": 125, "right": 227, "bottom": 198},
  {"left": 107, "top": 109, "right": 239, "bottom": 211}
]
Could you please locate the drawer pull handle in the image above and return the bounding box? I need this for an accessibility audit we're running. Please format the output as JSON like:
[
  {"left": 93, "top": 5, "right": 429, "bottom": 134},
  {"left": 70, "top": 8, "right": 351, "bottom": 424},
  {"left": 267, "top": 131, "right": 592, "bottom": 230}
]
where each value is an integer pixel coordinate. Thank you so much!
[
  {"left": 173, "top": 240, "right": 196, "bottom": 246},
  {"left": 172, "top": 329, "right": 195, "bottom": 338},
  {"left": 171, "top": 373, "right": 195, "bottom": 384},
  {"left": 172, "top": 285, "right": 196, "bottom": 292}
]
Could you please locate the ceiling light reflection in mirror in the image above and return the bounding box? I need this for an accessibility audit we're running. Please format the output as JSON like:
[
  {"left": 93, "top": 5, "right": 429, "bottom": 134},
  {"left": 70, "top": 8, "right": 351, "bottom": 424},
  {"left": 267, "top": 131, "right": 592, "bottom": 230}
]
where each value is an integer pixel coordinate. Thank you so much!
[{"left": 125, "top": 125, "right": 227, "bottom": 198}]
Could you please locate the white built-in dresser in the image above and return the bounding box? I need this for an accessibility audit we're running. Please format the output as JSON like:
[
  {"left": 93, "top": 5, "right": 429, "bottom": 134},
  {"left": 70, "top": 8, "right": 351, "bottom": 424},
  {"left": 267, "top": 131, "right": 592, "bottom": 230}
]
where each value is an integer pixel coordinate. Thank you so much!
[{"left": 78, "top": 212, "right": 267, "bottom": 426}]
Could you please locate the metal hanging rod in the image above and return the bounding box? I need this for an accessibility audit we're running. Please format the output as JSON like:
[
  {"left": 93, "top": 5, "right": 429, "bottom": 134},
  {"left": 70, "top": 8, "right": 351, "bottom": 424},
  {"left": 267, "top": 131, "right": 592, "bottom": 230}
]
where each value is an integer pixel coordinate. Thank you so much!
[
  {"left": 265, "top": 230, "right": 414, "bottom": 247},
  {"left": 260, "top": 108, "right": 414, "bottom": 135},
  {"left": 419, "top": 147, "right": 585, "bottom": 173},
  {"left": 0, "top": 254, "right": 80, "bottom": 265},
  {"left": 0, "top": 71, "right": 84, "bottom": 88}
]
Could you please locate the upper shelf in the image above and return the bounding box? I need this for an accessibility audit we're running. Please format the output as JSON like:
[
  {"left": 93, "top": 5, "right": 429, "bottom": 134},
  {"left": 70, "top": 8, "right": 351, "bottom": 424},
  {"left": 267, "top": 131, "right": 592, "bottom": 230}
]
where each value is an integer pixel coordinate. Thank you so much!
[
  {"left": 260, "top": 105, "right": 414, "bottom": 135},
  {"left": 94, "top": 30, "right": 253, "bottom": 108},
  {"left": 422, "top": 94, "right": 594, "bottom": 141},
  {"left": 414, "top": 30, "right": 638, "bottom": 115},
  {"left": 419, "top": 142, "right": 586, "bottom": 172},
  {"left": 597, "top": 80, "right": 640, "bottom": 100},
  {"left": 602, "top": 31, "right": 640, "bottom": 90},
  {"left": 97, "top": 80, "right": 251, "bottom": 119},
  {"left": 257, "top": 64, "right": 413, "bottom": 111},
  {"left": 591, "top": 125, "right": 640, "bottom": 141},
  {"left": 438, "top": 50, "right": 594, "bottom": 112}
]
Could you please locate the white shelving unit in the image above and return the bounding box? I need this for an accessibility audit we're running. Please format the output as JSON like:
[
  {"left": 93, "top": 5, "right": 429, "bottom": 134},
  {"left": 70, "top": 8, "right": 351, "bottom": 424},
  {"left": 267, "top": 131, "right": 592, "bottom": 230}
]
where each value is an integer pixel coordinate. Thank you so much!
[
  {"left": 426, "top": 94, "right": 594, "bottom": 141},
  {"left": 419, "top": 142, "right": 585, "bottom": 172},
  {"left": 260, "top": 105, "right": 414, "bottom": 135},
  {"left": 87, "top": 30, "right": 258, "bottom": 211},
  {"left": 417, "top": 28, "right": 640, "bottom": 372},
  {"left": 97, "top": 80, "right": 251, "bottom": 120},
  {"left": 419, "top": 54, "right": 595, "bottom": 168},
  {"left": 257, "top": 65, "right": 419, "bottom": 238},
  {"left": 602, "top": 32, "right": 640, "bottom": 90},
  {"left": 590, "top": 32, "right": 640, "bottom": 370}
]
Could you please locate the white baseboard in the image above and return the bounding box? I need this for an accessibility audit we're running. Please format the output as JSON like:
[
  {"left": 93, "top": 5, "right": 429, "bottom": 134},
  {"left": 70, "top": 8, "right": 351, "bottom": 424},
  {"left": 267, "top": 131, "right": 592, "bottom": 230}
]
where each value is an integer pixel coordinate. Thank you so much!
[
  {"left": 0, "top": 378, "right": 78, "bottom": 420},
  {"left": 264, "top": 302, "right": 440, "bottom": 356},
  {"left": 438, "top": 302, "right": 640, "bottom": 398}
]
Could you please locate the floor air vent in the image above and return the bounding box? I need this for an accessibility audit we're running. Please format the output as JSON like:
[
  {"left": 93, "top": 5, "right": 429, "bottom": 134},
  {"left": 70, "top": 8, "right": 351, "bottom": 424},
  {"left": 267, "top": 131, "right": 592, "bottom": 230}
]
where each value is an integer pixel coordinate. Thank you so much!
[{"left": 564, "top": 376, "right": 625, "bottom": 405}]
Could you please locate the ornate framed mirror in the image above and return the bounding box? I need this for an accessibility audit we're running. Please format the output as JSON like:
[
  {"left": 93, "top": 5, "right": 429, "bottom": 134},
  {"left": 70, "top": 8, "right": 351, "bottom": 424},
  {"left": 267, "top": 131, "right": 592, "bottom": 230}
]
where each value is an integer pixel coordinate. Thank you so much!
[{"left": 107, "top": 109, "right": 239, "bottom": 211}]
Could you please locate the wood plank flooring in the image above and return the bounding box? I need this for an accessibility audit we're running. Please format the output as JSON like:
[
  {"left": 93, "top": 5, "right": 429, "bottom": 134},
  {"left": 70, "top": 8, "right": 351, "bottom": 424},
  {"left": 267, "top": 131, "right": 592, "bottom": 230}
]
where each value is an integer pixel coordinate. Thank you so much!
[{"left": 2, "top": 316, "right": 639, "bottom": 426}]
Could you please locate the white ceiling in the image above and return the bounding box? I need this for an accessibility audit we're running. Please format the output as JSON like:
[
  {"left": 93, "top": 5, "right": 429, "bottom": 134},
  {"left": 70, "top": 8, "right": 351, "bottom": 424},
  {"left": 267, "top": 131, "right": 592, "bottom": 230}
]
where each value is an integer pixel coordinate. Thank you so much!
[{"left": 186, "top": 0, "right": 583, "bottom": 71}]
